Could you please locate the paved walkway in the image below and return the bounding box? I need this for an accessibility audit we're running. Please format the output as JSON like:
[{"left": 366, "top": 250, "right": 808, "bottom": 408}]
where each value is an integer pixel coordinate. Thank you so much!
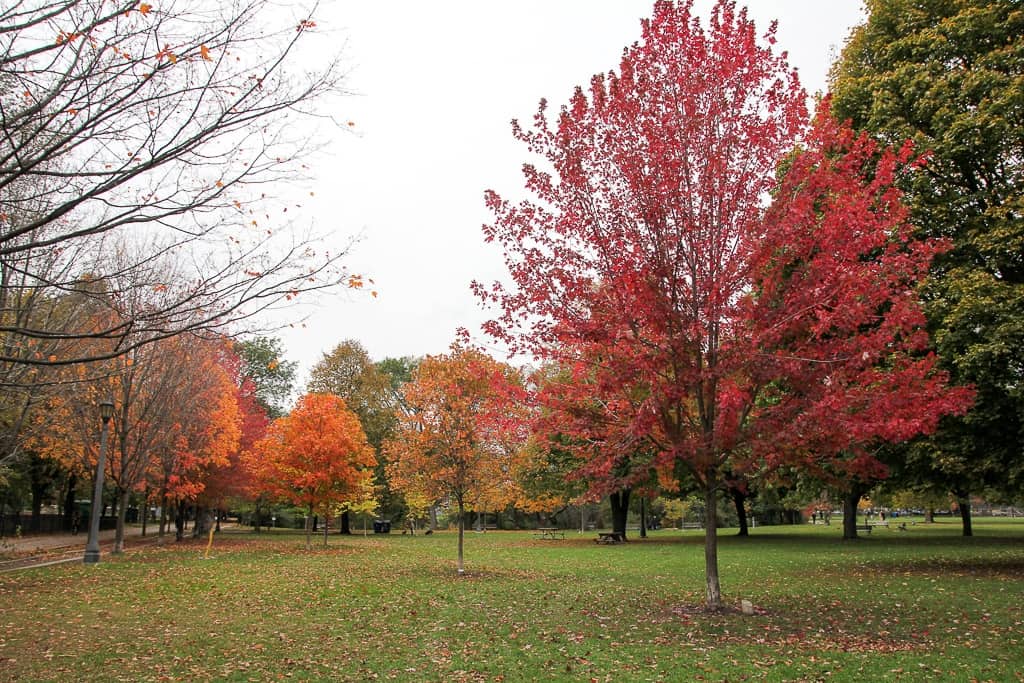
[{"left": 1, "top": 524, "right": 150, "bottom": 555}]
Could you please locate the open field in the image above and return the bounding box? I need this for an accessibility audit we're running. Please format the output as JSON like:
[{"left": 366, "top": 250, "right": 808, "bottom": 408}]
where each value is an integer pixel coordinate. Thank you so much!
[{"left": 1, "top": 519, "right": 1022, "bottom": 682}]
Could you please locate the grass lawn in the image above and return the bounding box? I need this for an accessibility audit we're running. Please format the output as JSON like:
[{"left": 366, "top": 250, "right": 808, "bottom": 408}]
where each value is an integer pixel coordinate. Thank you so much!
[{"left": 1, "top": 519, "right": 1022, "bottom": 682}]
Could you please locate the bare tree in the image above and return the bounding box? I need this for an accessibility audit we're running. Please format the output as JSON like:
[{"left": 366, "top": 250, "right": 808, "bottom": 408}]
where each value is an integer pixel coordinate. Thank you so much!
[{"left": 0, "top": 0, "right": 355, "bottom": 368}]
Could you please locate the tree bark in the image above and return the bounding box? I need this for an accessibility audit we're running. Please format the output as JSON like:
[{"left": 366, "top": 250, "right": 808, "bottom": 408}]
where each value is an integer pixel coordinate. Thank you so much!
[
  {"left": 639, "top": 497, "right": 647, "bottom": 538},
  {"left": 732, "top": 487, "right": 749, "bottom": 537},
  {"left": 305, "top": 505, "right": 313, "bottom": 551},
  {"left": 174, "top": 500, "right": 186, "bottom": 542},
  {"left": 140, "top": 487, "right": 148, "bottom": 537},
  {"left": 457, "top": 499, "right": 465, "bottom": 574},
  {"left": 62, "top": 471, "right": 77, "bottom": 532},
  {"left": 158, "top": 491, "right": 168, "bottom": 540},
  {"left": 609, "top": 489, "right": 631, "bottom": 540},
  {"left": 29, "top": 480, "right": 44, "bottom": 533},
  {"left": 956, "top": 495, "right": 973, "bottom": 537},
  {"left": 843, "top": 486, "right": 865, "bottom": 540},
  {"left": 113, "top": 488, "right": 129, "bottom": 553},
  {"left": 340, "top": 510, "right": 352, "bottom": 535},
  {"left": 924, "top": 506, "right": 935, "bottom": 524},
  {"left": 703, "top": 482, "right": 722, "bottom": 610},
  {"left": 192, "top": 505, "right": 203, "bottom": 538}
]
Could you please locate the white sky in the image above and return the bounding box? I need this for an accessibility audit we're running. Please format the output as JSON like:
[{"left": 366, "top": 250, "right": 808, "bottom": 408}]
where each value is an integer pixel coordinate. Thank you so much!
[{"left": 275, "top": 0, "right": 867, "bottom": 382}]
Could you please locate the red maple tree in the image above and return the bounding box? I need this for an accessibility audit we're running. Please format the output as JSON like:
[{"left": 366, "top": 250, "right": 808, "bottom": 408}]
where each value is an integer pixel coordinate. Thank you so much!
[{"left": 476, "top": 0, "right": 971, "bottom": 609}]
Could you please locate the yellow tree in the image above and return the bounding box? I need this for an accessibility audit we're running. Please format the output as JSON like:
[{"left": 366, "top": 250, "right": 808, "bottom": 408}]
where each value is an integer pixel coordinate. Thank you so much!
[{"left": 385, "top": 347, "right": 520, "bottom": 574}]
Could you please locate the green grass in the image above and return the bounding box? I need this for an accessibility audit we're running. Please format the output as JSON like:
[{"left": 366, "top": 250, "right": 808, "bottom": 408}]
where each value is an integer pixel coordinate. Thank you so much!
[{"left": 1, "top": 519, "right": 1022, "bottom": 681}]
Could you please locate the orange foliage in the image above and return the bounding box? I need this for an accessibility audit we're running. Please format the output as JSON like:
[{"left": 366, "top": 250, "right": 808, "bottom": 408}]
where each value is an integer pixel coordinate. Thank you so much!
[
  {"left": 247, "top": 393, "right": 376, "bottom": 517},
  {"left": 385, "top": 347, "right": 524, "bottom": 561},
  {"left": 157, "top": 359, "right": 241, "bottom": 503}
]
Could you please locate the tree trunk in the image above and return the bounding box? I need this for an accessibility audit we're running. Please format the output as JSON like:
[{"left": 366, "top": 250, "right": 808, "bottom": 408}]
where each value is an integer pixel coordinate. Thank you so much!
[
  {"left": 215, "top": 510, "right": 221, "bottom": 533},
  {"left": 174, "top": 500, "right": 186, "bottom": 542},
  {"left": 843, "top": 487, "right": 864, "bottom": 540},
  {"left": 322, "top": 514, "right": 329, "bottom": 548},
  {"left": 732, "top": 487, "right": 749, "bottom": 537},
  {"left": 28, "top": 454, "right": 53, "bottom": 532},
  {"left": 703, "top": 482, "right": 722, "bottom": 610},
  {"left": 113, "top": 488, "right": 129, "bottom": 554},
  {"left": 140, "top": 487, "right": 148, "bottom": 537},
  {"left": 429, "top": 505, "right": 438, "bottom": 531},
  {"left": 195, "top": 508, "right": 213, "bottom": 537},
  {"left": 457, "top": 500, "right": 465, "bottom": 574},
  {"left": 609, "top": 489, "right": 631, "bottom": 540},
  {"left": 305, "top": 505, "right": 313, "bottom": 551},
  {"left": 924, "top": 506, "right": 935, "bottom": 524},
  {"left": 340, "top": 510, "right": 352, "bottom": 535},
  {"left": 62, "top": 471, "right": 77, "bottom": 532},
  {"left": 254, "top": 497, "right": 263, "bottom": 534},
  {"left": 158, "top": 491, "right": 168, "bottom": 540},
  {"left": 29, "top": 480, "right": 45, "bottom": 533},
  {"left": 639, "top": 497, "right": 647, "bottom": 538},
  {"left": 956, "top": 495, "right": 973, "bottom": 537}
]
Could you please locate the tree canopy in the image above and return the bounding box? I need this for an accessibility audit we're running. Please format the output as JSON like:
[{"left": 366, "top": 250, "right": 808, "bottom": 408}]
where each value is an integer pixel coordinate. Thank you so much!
[
  {"left": 478, "top": 0, "right": 970, "bottom": 608},
  {"left": 831, "top": 0, "right": 1024, "bottom": 504}
]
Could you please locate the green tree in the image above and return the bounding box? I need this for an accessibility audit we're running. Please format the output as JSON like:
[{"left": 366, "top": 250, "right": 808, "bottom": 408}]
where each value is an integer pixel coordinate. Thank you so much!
[
  {"left": 831, "top": 0, "right": 1024, "bottom": 531},
  {"left": 307, "top": 341, "right": 393, "bottom": 448},
  {"left": 235, "top": 337, "right": 297, "bottom": 419}
]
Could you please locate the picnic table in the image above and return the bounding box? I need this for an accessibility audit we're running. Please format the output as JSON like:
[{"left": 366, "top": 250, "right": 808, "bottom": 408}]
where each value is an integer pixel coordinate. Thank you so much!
[
  {"left": 595, "top": 531, "right": 624, "bottom": 544},
  {"left": 534, "top": 527, "right": 565, "bottom": 540}
]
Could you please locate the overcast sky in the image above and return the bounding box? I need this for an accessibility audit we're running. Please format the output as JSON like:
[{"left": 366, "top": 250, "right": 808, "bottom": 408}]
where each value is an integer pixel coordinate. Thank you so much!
[{"left": 274, "top": 1, "right": 867, "bottom": 383}]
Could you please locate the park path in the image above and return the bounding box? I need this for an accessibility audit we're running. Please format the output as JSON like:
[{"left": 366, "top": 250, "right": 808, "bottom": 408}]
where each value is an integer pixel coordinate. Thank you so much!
[{"left": 1, "top": 525, "right": 162, "bottom": 572}]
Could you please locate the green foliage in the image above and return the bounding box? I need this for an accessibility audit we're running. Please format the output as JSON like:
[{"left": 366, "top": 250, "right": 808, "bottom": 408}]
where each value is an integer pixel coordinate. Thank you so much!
[
  {"left": 307, "top": 341, "right": 393, "bottom": 447},
  {"left": 375, "top": 356, "right": 418, "bottom": 396},
  {"left": 234, "top": 336, "right": 297, "bottom": 419},
  {"left": 831, "top": 0, "right": 1024, "bottom": 496},
  {"left": 2, "top": 523, "right": 1023, "bottom": 680}
]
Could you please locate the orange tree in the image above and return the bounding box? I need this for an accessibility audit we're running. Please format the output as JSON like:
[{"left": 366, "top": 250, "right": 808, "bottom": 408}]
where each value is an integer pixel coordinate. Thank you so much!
[
  {"left": 385, "top": 347, "right": 521, "bottom": 574},
  {"left": 150, "top": 342, "right": 242, "bottom": 541},
  {"left": 248, "top": 393, "right": 376, "bottom": 549}
]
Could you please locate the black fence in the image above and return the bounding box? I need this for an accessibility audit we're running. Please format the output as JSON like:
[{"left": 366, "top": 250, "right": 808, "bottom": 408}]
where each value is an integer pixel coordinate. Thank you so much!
[{"left": 0, "top": 513, "right": 117, "bottom": 537}]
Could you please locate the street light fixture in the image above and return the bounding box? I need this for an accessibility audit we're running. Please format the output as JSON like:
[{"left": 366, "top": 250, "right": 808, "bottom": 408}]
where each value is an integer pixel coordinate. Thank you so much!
[{"left": 83, "top": 400, "right": 115, "bottom": 564}]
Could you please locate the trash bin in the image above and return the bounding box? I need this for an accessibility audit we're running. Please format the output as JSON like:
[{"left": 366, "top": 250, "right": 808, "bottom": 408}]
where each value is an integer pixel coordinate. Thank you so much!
[{"left": 373, "top": 520, "right": 391, "bottom": 534}]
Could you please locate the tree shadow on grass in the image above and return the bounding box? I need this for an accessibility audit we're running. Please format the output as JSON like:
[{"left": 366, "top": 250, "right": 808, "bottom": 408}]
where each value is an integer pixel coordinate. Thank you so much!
[{"left": 861, "top": 556, "right": 1024, "bottom": 578}]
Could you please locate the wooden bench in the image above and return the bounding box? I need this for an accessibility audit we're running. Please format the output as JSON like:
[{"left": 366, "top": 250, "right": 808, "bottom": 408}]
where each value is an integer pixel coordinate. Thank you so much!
[
  {"left": 595, "top": 532, "right": 624, "bottom": 544},
  {"left": 855, "top": 524, "right": 872, "bottom": 534},
  {"left": 534, "top": 527, "right": 565, "bottom": 540},
  {"left": 680, "top": 522, "right": 702, "bottom": 530}
]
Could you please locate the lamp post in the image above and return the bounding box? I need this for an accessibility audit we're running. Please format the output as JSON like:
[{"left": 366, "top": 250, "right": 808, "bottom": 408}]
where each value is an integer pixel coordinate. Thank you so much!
[{"left": 83, "top": 400, "right": 115, "bottom": 564}]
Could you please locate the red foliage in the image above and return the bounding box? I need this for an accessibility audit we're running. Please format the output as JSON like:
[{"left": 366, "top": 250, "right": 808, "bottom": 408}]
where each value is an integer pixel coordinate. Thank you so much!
[
  {"left": 476, "top": 1, "right": 972, "bottom": 606},
  {"left": 747, "top": 105, "right": 974, "bottom": 479}
]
